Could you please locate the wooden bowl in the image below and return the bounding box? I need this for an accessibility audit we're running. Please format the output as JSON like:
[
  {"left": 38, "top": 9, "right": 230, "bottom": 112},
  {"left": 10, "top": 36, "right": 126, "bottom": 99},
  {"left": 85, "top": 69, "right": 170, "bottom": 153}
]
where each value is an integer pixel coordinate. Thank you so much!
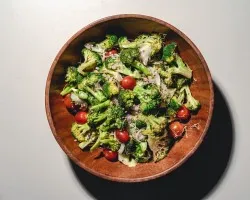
[{"left": 45, "top": 14, "right": 214, "bottom": 182}]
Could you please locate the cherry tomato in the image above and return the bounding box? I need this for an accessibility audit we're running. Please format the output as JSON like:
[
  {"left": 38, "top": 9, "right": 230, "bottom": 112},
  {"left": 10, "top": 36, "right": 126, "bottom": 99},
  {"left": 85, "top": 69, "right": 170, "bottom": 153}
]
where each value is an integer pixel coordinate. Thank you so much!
[
  {"left": 103, "top": 149, "right": 118, "bottom": 161},
  {"left": 169, "top": 121, "right": 184, "bottom": 139},
  {"left": 105, "top": 49, "right": 118, "bottom": 58},
  {"left": 75, "top": 111, "right": 88, "bottom": 124},
  {"left": 64, "top": 94, "right": 74, "bottom": 109},
  {"left": 120, "top": 76, "right": 136, "bottom": 90},
  {"left": 115, "top": 130, "right": 130, "bottom": 143},
  {"left": 177, "top": 106, "right": 190, "bottom": 121}
]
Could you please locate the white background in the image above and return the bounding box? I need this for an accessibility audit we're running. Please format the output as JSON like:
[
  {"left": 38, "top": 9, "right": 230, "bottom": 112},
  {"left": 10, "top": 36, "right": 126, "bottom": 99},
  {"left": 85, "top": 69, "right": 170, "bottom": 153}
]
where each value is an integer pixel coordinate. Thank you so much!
[{"left": 1, "top": 0, "right": 250, "bottom": 199}]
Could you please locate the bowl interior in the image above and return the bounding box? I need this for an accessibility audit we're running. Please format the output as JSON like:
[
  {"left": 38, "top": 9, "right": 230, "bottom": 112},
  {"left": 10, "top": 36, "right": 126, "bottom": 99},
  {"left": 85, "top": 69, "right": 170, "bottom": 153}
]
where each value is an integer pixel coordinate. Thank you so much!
[{"left": 46, "top": 15, "right": 213, "bottom": 182}]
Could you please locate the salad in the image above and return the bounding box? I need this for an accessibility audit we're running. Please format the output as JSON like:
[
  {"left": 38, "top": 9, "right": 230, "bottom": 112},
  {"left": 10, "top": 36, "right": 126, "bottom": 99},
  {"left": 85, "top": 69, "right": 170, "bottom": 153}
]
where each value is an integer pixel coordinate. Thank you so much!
[{"left": 60, "top": 33, "right": 200, "bottom": 167}]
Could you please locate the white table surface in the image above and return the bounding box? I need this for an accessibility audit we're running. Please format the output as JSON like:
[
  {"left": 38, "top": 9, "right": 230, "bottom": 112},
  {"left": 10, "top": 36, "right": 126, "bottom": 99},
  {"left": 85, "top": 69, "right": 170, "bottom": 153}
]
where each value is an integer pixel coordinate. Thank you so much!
[{"left": 1, "top": 0, "right": 250, "bottom": 199}]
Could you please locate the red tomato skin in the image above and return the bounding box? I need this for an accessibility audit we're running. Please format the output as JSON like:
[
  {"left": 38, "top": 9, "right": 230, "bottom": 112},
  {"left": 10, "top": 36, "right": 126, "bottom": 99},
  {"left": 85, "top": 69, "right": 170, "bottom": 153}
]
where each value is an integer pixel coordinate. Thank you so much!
[
  {"left": 64, "top": 94, "right": 74, "bottom": 109},
  {"left": 105, "top": 49, "right": 118, "bottom": 58},
  {"left": 177, "top": 106, "right": 191, "bottom": 121},
  {"left": 75, "top": 111, "right": 88, "bottom": 124},
  {"left": 115, "top": 130, "right": 130, "bottom": 143},
  {"left": 103, "top": 149, "right": 118, "bottom": 161},
  {"left": 120, "top": 76, "right": 136, "bottom": 90},
  {"left": 169, "top": 121, "right": 184, "bottom": 139}
]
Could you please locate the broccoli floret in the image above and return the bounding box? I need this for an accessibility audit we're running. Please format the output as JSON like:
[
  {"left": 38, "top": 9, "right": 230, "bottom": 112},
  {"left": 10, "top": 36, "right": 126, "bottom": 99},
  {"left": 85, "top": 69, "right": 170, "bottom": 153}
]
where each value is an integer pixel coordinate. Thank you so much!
[
  {"left": 175, "top": 76, "right": 189, "bottom": 89},
  {"left": 60, "top": 84, "right": 74, "bottom": 96},
  {"left": 158, "top": 68, "right": 174, "bottom": 87},
  {"left": 100, "top": 135, "right": 120, "bottom": 151},
  {"left": 118, "top": 36, "right": 137, "bottom": 49},
  {"left": 137, "top": 114, "right": 167, "bottom": 136},
  {"left": 88, "top": 111, "right": 108, "bottom": 127},
  {"left": 98, "top": 35, "right": 118, "bottom": 50},
  {"left": 99, "top": 65, "right": 123, "bottom": 82},
  {"left": 98, "top": 105, "right": 126, "bottom": 132},
  {"left": 88, "top": 103, "right": 125, "bottom": 131},
  {"left": 118, "top": 89, "right": 135, "bottom": 109},
  {"left": 84, "top": 87, "right": 106, "bottom": 102},
  {"left": 90, "top": 131, "right": 120, "bottom": 152},
  {"left": 132, "top": 141, "right": 147, "bottom": 158},
  {"left": 78, "top": 48, "right": 102, "bottom": 75},
  {"left": 120, "top": 48, "right": 139, "bottom": 65},
  {"left": 166, "top": 89, "right": 185, "bottom": 118},
  {"left": 103, "top": 81, "right": 119, "bottom": 98},
  {"left": 169, "top": 55, "right": 192, "bottom": 79},
  {"left": 168, "top": 89, "right": 185, "bottom": 109},
  {"left": 78, "top": 73, "right": 107, "bottom": 102},
  {"left": 162, "top": 42, "right": 177, "bottom": 63},
  {"left": 133, "top": 142, "right": 152, "bottom": 163},
  {"left": 124, "top": 140, "right": 152, "bottom": 163},
  {"left": 105, "top": 56, "right": 141, "bottom": 79},
  {"left": 133, "top": 83, "right": 161, "bottom": 114},
  {"left": 86, "top": 72, "right": 105, "bottom": 85},
  {"left": 87, "top": 95, "right": 100, "bottom": 106},
  {"left": 88, "top": 101, "right": 112, "bottom": 127},
  {"left": 78, "top": 131, "right": 98, "bottom": 150},
  {"left": 132, "top": 60, "right": 151, "bottom": 76},
  {"left": 158, "top": 55, "right": 192, "bottom": 87},
  {"left": 65, "top": 66, "right": 78, "bottom": 83},
  {"left": 89, "top": 100, "right": 111, "bottom": 112},
  {"left": 159, "top": 80, "right": 177, "bottom": 104},
  {"left": 181, "top": 86, "right": 201, "bottom": 111},
  {"left": 85, "top": 35, "right": 118, "bottom": 53},
  {"left": 90, "top": 131, "right": 107, "bottom": 151},
  {"left": 136, "top": 34, "right": 162, "bottom": 65},
  {"left": 119, "top": 48, "right": 151, "bottom": 76},
  {"left": 135, "top": 120, "right": 147, "bottom": 129},
  {"left": 71, "top": 122, "right": 91, "bottom": 142},
  {"left": 119, "top": 34, "right": 162, "bottom": 65}
]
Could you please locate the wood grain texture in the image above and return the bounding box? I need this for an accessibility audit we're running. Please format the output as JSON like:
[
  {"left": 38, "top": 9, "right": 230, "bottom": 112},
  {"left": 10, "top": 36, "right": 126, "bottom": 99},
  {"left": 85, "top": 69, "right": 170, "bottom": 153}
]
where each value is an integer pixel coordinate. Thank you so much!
[{"left": 45, "top": 14, "right": 214, "bottom": 182}]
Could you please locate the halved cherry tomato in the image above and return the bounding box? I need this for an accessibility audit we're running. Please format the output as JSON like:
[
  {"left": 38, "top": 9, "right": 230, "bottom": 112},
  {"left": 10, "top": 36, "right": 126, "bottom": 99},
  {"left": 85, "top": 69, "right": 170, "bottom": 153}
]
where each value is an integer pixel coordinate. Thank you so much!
[
  {"left": 64, "top": 94, "right": 74, "bottom": 109},
  {"left": 177, "top": 106, "right": 190, "bottom": 121},
  {"left": 169, "top": 121, "right": 184, "bottom": 139},
  {"left": 115, "top": 130, "right": 130, "bottom": 143},
  {"left": 120, "top": 76, "right": 136, "bottom": 90},
  {"left": 75, "top": 111, "right": 88, "bottom": 124},
  {"left": 105, "top": 49, "right": 118, "bottom": 58},
  {"left": 103, "top": 149, "right": 118, "bottom": 161}
]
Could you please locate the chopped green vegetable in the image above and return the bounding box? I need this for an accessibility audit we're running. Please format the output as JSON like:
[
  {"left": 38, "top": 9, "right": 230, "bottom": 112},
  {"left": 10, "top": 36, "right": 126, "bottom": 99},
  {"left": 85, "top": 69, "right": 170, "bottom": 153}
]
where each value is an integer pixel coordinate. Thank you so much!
[{"left": 60, "top": 33, "right": 201, "bottom": 166}]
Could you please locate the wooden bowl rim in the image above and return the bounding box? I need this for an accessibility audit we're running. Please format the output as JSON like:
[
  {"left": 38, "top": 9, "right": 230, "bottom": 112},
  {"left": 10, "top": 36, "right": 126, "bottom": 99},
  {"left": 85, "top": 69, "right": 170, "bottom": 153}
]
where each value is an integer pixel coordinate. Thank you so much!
[{"left": 45, "top": 14, "right": 214, "bottom": 182}]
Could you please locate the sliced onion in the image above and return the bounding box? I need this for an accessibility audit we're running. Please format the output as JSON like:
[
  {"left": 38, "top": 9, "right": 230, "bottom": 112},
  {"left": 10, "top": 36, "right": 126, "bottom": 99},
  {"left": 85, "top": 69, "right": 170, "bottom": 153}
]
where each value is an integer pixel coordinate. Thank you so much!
[
  {"left": 118, "top": 143, "right": 125, "bottom": 154},
  {"left": 70, "top": 93, "right": 84, "bottom": 105},
  {"left": 139, "top": 44, "right": 152, "bottom": 65},
  {"left": 118, "top": 154, "right": 137, "bottom": 167}
]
